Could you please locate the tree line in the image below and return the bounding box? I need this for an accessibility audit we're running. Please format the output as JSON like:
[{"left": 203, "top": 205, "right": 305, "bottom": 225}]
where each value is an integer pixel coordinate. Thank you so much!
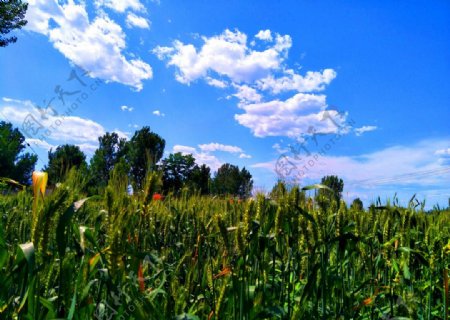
[{"left": 0, "top": 121, "right": 253, "bottom": 198}]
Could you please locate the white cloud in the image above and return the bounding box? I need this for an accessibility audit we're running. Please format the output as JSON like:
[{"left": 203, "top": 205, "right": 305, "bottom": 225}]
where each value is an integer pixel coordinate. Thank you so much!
[
  {"left": 206, "top": 77, "right": 228, "bottom": 88},
  {"left": 435, "top": 148, "right": 450, "bottom": 156},
  {"left": 198, "top": 143, "right": 243, "bottom": 153},
  {"left": 235, "top": 93, "right": 349, "bottom": 138},
  {"left": 173, "top": 145, "right": 197, "bottom": 154},
  {"left": 256, "top": 68, "right": 337, "bottom": 94},
  {"left": 153, "top": 29, "right": 291, "bottom": 84},
  {"left": 355, "top": 125, "right": 377, "bottom": 136},
  {"left": 95, "top": 0, "right": 145, "bottom": 13},
  {"left": 172, "top": 145, "right": 222, "bottom": 171},
  {"left": 1, "top": 97, "right": 104, "bottom": 145},
  {"left": 152, "top": 110, "right": 165, "bottom": 117},
  {"left": 121, "top": 105, "right": 134, "bottom": 112},
  {"left": 26, "top": 0, "right": 152, "bottom": 91},
  {"left": 172, "top": 142, "right": 251, "bottom": 171},
  {"left": 76, "top": 142, "right": 99, "bottom": 154},
  {"left": 26, "top": 137, "right": 98, "bottom": 155},
  {"left": 152, "top": 46, "right": 175, "bottom": 59},
  {"left": 239, "top": 153, "right": 252, "bottom": 159},
  {"left": 126, "top": 13, "right": 150, "bottom": 29},
  {"left": 113, "top": 129, "right": 130, "bottom": 140},
  {"left": 255, "top": 29, "right": 273, "bottom": 41},
  {"left": 26, "top": 138, "right": 56, "bottom": 151},
  {"left": 233, "top": 84, "right": 262, "bottom": 105},
  {"left": 154, "top": 28, "right": 356, "bottom": 139},
  {"left": 253, "top": 139, "right": 450, "bottom": 197}
]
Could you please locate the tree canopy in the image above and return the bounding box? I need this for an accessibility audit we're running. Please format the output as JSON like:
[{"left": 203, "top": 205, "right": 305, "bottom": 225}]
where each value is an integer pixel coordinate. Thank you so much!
[
  {"left": 89, "top": 132, "right": 128, "bottom": 190},
  {"left": 127, "top": 127, "right": 165, "bottom": 190},
  {"left": 161, "top": 153, "right": 212, "bottom": 195},
  {"left": 45, "top": 144, "right": 87, "bottom": 184},
  {"left": 212, "top": 163, "right": 253, "bottom": 198},
  {"left": 0, "top": 0, "right": 28, "bottom": 47},
  {"left": 0, "top": 121, "right": 37, "bottom": 184}
]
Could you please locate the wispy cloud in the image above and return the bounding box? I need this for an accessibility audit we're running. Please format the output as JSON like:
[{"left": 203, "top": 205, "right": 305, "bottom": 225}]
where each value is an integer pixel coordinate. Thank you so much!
[
  {"left": 252, "top": 138, "right": 450, "bottom": 205},
  {"left": 198, "top": 143, "right": 243, "bottom": 153},
  {"left": 355, "top": 125, "right": 377, "bottom": 136}
]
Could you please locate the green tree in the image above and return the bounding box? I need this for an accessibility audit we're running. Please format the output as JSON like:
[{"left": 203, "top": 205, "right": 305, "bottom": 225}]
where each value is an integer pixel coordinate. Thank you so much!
[
  {"left": 0, "top": 121, "right": 37, "bottom": 184},
  {"left": 239, "top": 167, "right": 253, "bottom": 198},
  {"left": 89, "top": 132, "right": 128, "bottom": 191},
  {"left": 45, "top": 144, "right": 87, "bottom": 184},
  {"left": 320, "top": 175, "right": 344, "bottom": 199},
  {"left": 161, "top": 152, "right": 197, "bottom": 194},
  {"left": 0, "top": 0, "right": 28, "bottom": 47},
  {"left": 212, "top": 163, "right": 253, "bottom": 198},
  {"left": 189, "top": 164, "right": 211, "bottom": 195},
  {"left": 127, "top": 127, "right": 165, "bottom": 190},
  {"left": 350, "top": 197, "right": 364, "bottom": 211}
]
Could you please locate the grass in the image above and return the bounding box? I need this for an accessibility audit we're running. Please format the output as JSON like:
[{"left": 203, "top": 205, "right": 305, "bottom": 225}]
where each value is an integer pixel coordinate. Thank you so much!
[{"left": 0, "top": 170, "right": 449, "bottom": 319}]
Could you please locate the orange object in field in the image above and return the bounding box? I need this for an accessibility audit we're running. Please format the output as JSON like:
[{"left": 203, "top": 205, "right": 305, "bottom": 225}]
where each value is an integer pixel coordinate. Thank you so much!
[{"left": 152, "top": 193, "right": 163, "bottom": 201}]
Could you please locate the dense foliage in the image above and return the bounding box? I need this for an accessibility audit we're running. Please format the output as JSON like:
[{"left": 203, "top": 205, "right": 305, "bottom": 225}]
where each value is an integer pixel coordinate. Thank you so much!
[
  {"left": 0, "top": 172, "right": 448, "bottom": 319},
  {"left": 0, "top": 0, "right": 28, "bottom": 47},
  {"left": 0, "top": 121, "right": 37, "bottom": 184}
]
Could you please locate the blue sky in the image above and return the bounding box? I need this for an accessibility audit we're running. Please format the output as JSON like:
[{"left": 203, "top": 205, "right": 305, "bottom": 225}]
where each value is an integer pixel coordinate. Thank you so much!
[{"left": 0, "top": 0, "right": 449, "bottom": 207}]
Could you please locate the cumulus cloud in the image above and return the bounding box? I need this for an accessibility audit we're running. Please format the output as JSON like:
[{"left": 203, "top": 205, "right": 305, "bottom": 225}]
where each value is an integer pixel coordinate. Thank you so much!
[
  {"left": 126, "top": 13, "right": 150, "bottom": 29},
  {"left": 153, "top": 29, "right": 291, "bottom": 84},
  {"left": 235, "top": 93, "right": 349, "bottom": 137},
  {"left": 26, "top": 0, "right": 152, "bottom": 91},
  {"left": 354, "top": 125, "right": 377, "bottom": 136},
  {"left": 239, "top": 153, "right": 252, "bottom": 159},
  {"left": 153, "top": 28, "right": 360, "bottom": 139}
]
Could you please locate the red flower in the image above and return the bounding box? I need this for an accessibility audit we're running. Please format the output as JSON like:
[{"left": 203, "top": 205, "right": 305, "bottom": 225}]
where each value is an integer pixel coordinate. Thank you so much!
[{"left": 152, "top": 193, "right": 163, "bottom": 201}]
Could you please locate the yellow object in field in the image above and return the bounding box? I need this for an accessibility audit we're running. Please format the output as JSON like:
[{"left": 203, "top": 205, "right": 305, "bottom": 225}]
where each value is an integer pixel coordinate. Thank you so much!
[{"left": 32, "top": 171, "right": 48, "bottom": 198}]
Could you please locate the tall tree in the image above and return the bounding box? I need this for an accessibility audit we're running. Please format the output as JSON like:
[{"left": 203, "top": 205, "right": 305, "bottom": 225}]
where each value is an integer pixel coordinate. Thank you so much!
[
  {"left": 0, "top": 0, "right": 28, "bottom": 47},
  {"left": 189, "top": 164, "right": 211, "bottom": 195},
  {"left": 127, "top": 127, "right": 165, "bottom": 190},
  {"left": 316, "top": 175, "right": 344, "bottom": 209},
  {"left": 350, "top": 198, "right": 364, "bottom": 211},
  {"left": 89, "top": 132, "right": 128, "bottom": 190},
  {"left": 45, "top": 144, "right": 87, "bottom": 184},
  {"left": 0, "top": 121, "right": 37, "bottom": 184},
  {"left": 238, "top": 167, "right": 253, "bottom": 198},
  {"left": 212, "top": 163, "right": 253, "bottom": 198},
  {"left": 161, "top": 152, "right": 197, "bottom": 194}
]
